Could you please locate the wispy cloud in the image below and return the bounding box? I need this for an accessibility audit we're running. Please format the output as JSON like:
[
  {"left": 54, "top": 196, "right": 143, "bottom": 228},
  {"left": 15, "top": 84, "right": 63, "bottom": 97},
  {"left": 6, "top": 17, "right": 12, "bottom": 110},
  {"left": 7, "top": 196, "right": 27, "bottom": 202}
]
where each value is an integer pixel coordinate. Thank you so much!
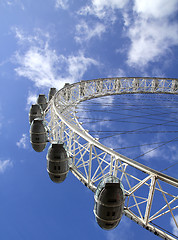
[
  {"left": 0, "top": 159, "right": 13, "bottom": 173},
  {"left": 103, "top": 135, "right": 126, "bottom": 152},
  {"left": 55, "top": 0, "right": 69, "bottom": 9},
  {"left": 170, "top": 215, "right": 178, "bottom": 236},
  {"left": 13, "top": 27, "right": 50, "bottom": 47},
  {"left": 94, "top": 96, "right": 114, "bottom": 109},
  {"left": 139, "top": 133, "right": 164, "bottom": 161},
  {"left": 0, "top": 59, "right": 9, "bottom": 67},
  {"left": 139, "top": 135, "right": 178, "bottom": 163},
  {"left": 1, "top": 0, "right": 25, "bottom": 10},
  {"left": 66, "top": 52, "right": 99, "bottom": 82},
  {"left": 108, "top": 67, "right": 126, "bottom": 78},
  {"left": 78, "top": 0, "right": 129, "bottom": 22},
  {"left": 75, "top": 20, "right": 106, "bottom": 43},
  {"left": 26, "top": 92, "right": 38, "bottom": 109},
  {"left": 167, "top": 144, "right": 178, "bottom": 162},
  {"left": 14, "top": 28, "right": 99, "bottom": 89},
  {"left": 16, "top": 134, "right": 28, "bottom": 149},
  {"left": 140, "top": 145, "right": 161, "bottom": 160},
  {"left": 106, "top": 216, "right": 133, "bottom": 240}
]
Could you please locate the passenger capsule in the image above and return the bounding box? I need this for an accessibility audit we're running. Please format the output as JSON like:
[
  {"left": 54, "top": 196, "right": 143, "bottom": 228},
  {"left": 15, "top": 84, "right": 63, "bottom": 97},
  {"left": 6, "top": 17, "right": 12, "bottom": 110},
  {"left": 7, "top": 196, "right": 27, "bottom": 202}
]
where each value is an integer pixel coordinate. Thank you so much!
[
  {"left": 152, "top": 79, "right": 159, "bottom": 91},
  {"left": 172, "top": 80, "right": 178, "bottom": 91},
  {"left": 47, "top": 143, "right": 69, "bottom": 183},
  {"left": 37, "top": 94, "right": 48, "bottom": 111},
  {"left": 94, "top": 176, "right": 125, "bottom": 230},
  {"left": 30, "top": 118, "right": 48, "bottom": 152},
  {"left": 48, "top": 88, "right": 57, "bottom": 101},
  {"left": 29, "top": 104, "right": 43, "bottom": 124},
  {"left": 133, "top": 79, "right": 139, "bottom": 91}
]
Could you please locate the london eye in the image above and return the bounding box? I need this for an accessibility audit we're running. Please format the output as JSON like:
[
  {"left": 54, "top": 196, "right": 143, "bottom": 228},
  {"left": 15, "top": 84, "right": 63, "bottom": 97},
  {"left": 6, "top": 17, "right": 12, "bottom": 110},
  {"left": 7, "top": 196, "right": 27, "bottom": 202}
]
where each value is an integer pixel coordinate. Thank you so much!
[{"left": 29, "top": 77, "right": 178, "bottom": 240}]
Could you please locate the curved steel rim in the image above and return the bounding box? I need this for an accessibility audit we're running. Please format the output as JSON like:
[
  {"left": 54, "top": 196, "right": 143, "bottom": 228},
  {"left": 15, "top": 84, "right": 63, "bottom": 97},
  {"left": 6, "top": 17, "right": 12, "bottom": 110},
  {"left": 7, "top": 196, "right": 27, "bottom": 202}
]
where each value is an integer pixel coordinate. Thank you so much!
[{"left": 51, "top": 77, "right": 178, "bottom": 187}]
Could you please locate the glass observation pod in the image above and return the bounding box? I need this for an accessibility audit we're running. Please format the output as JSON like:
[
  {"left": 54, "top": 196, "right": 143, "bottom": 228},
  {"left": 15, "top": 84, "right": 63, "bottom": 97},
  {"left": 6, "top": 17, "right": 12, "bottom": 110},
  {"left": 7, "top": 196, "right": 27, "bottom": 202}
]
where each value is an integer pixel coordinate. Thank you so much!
[
  {"left": 29, "top": 104, "right": 43, "bottom": 125},
  {"left": 48, "top": 88, "right": 57, "bottom": 101},
  {"left": 37, "top": 94, "right": 48, "bottom": 111},
  {"left": 46, "top": 142, "right": 70, "bottom": 183},
  {"left": 94, "top": 176, "right": 125, "bottom": 230},
  {"left": 30, "top": 118, "right": 48, "bottom": 152}
]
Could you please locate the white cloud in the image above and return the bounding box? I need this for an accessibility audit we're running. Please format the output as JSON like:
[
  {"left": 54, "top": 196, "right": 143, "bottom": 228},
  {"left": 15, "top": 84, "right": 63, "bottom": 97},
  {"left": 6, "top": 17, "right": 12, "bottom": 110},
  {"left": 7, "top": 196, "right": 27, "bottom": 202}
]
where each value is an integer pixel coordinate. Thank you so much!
[
  {"left": 167, "top": 144, "right": 178, "bottom": 162},
  {"left": 13, "top": 27, "right": 50, "bottom": 47},
  {"left": 27, "top": 92, "right": 38, "bottom": 108},
  {"left": 134, "top": 0, "right": 178, "bottom": 19},
  {"left": 106, "top": 216, "right": 133, "bottom": 240},
  {"left": 55, "top": 0, "right": 68, "bottom": 9},
  {"left": 122, "top": 11, "right": 131, "bottom": 27},
  {"left": 126, "top": 0, "right": 178, "bottom": 67},
  {"left": 66, "top": 52, "right": 99, "bottom": 82},
  {"left": 0, "top": 59, "right": 9, "bottom": 67},
  {"left": 15, "top": 46, "right": 61, "bottom": 88},
  {"left": 14, "top": 28, "right": 99, "bottom": 89},
  {"left": 151, "top": 68, "right": 165, "bottom": 78},
  {"left": 140, "top": 145, "right": 161, "bottom": 160},
  {"left": 127, "top": 18, "right": 178, "bottom": 67},
  {"left": 16, "top": 134, "right": 28, "bottom": 149},
  {"left": 77, "top": 0, "right": 178, "bottom": 69},
  {"left": 78, "top": 0, "right": 129, "bottom": 21},
  {"left": 75, "top": 21, "right": 106, "bottom": 43},
  {"left": 95, "top": 96, "right": 114, "bottom": 109},
  {"left": 107, "top": 231, "right": 118, "bottom": 240},
  {"left": 103, "top": 135, "right": 126, "bottom": 151},
  {"left": 0, "top": 159, "right": 13, "bottom": 173},
  {"left": 1, "top": 0, "right": 25, "bottom": 10},
  {"left": 108, "top": 68, "right": 126, "bottom": 78},
  {"left": 116, "top": 68, "right": 125, "bottom": 77},
  {"left": 170, "top": 215, "right": 178, "bottom": 236}
]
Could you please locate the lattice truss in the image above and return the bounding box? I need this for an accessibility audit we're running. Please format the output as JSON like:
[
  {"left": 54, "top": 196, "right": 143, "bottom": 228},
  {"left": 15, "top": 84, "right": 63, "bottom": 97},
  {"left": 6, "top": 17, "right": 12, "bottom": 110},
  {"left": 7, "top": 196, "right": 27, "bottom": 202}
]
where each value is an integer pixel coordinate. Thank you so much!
[{"left": 44, "top": 78, "right": 178, "bottom": 240}]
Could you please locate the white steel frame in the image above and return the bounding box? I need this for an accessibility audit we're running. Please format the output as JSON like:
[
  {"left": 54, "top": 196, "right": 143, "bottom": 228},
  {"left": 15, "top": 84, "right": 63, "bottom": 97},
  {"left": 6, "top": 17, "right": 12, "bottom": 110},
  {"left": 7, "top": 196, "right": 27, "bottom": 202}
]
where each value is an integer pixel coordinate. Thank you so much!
[{"left": 44, "top": 77, "right": 178, "bottom": 240}]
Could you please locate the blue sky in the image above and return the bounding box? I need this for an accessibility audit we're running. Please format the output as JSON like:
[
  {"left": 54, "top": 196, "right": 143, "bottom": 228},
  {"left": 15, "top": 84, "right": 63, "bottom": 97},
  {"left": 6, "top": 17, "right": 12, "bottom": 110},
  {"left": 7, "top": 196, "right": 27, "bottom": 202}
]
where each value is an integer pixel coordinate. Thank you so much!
[{"left": 0, "top": 0, "right": 178, "bottom": 239}]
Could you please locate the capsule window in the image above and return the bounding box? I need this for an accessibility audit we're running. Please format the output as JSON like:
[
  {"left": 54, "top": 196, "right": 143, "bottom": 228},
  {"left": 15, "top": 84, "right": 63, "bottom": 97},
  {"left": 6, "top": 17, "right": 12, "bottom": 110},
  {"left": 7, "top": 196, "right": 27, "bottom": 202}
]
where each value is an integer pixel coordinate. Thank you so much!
[
  {"left": 105, "top": 223, "right": 114, "bottom": 226},
  {"left": 112, "top": 212, "right": 115, "bottom": 216},
  {"left": 55, "top": 176, "right": 60, "bottom": 178},
  {"left": 58, "top": 166, "right": 60, "bottom": 170},
  {"left": 108, "top": 199, "right": 116, "bottom": 203},
  {"left": 107, "top": 212, "right": 110, "bottom": 216},
  {"left": 54, "top": 166, "right": 57, "bottom": 170}
]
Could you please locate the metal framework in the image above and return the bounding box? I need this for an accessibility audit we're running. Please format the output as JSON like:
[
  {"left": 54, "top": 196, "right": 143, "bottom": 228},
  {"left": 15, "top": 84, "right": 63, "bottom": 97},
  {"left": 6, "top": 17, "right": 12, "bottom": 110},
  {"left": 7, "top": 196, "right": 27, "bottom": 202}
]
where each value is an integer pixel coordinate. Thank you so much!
[{"left": 44, "top": 77, "right": 178, "bottom": 240}]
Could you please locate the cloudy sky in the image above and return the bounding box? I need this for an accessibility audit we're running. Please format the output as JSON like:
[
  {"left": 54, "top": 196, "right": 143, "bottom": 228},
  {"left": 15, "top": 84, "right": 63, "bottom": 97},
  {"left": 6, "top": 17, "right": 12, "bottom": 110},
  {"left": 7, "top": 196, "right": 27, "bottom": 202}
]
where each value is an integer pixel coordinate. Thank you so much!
[{"left": 0, "top": 0, "right": 178, "bottom": 239}]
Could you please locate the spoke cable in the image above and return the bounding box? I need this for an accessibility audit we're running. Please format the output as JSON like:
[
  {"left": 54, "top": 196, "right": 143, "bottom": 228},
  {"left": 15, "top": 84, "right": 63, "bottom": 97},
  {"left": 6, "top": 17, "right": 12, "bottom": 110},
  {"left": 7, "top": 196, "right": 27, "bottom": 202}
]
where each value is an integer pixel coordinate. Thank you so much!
[
  {"left": 77, "top": 107, "right": 178, "bottom": 122},
  {"left": 133, "top": 137, "right": 178, "bottom": 160},
  {"left": 112, "top": 140, "right": 178, "bottom": 150},
  {"left": 77, "top": 94, "right": 178, "bottom": 178},
  {"left": 161, "top": 162, "right": 178, "bottom": 173},
  {"left": 79, "top": 117, "right": 178, "bottom": 128}
]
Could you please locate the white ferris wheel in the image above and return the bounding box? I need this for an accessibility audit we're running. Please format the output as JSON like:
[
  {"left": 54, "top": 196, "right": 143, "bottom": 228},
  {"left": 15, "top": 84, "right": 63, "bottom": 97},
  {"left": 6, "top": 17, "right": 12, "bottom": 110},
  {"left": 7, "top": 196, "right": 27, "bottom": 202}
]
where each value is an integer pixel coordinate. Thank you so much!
[{"left": 29, "top": 77, "right": 178, "bottom": 240}]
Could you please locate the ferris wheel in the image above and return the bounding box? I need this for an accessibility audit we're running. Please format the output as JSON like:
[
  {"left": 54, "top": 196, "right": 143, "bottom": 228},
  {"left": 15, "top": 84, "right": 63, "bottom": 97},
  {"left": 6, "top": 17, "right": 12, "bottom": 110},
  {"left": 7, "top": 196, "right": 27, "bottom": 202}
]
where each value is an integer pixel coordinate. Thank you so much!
[{"left": 29, "top": 77, "right": 178, "bottom": 240}]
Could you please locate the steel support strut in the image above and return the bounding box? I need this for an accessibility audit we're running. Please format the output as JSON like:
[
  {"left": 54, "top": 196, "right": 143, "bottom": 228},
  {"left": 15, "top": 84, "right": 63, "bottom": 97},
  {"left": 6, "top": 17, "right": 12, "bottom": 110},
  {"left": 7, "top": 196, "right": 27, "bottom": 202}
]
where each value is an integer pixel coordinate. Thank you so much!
[{"left": 44, "top": 78, "right": 178, "bottom": 239}]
